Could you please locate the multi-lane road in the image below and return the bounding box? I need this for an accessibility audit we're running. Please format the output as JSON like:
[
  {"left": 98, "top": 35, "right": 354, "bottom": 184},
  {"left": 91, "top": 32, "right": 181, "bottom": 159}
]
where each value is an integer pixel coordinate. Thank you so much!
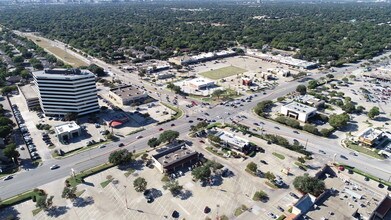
[{"left": 1, "top": 33, "right": 390, "bottom": 200}]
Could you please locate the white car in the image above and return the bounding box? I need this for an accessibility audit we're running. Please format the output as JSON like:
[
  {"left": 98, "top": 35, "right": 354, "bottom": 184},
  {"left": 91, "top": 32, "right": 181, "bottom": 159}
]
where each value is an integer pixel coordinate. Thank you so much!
[
  {"left": 3, "top": 175, "right": 13, "bottom": 181},
  {"left": 50, "top": 164, "right": 60, "bottom": 170}
]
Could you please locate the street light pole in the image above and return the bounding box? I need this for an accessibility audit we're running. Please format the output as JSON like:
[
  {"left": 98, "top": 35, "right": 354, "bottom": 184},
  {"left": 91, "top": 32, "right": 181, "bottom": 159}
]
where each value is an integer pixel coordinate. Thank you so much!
[{"left": 124, "top": 185, "right": 128, "bottom": 209}]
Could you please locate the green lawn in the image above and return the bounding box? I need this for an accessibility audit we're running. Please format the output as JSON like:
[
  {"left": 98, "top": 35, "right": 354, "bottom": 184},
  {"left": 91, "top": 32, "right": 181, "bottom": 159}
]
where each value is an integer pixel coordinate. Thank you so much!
[
  {"left": 200, "top": 66, "right": 247, "bottom": 80},
  {"left": 100, "top": 179, "right": 112, "bottom": 188},
  {"left": 272, "top": 152, "right": 285, "bottom": 160},
  {"left": 345, "top": 141, "right": 384, "bottom": 160}
]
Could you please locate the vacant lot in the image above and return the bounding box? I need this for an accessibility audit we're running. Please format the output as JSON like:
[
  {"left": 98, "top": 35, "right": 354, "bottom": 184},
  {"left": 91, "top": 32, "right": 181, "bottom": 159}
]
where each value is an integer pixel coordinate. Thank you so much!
[
  {"left": 25, "top": 34, "right": 88, "bottom": 67},
  {"left": 200, "top": 66, "right": 247, "bottom": 80}
]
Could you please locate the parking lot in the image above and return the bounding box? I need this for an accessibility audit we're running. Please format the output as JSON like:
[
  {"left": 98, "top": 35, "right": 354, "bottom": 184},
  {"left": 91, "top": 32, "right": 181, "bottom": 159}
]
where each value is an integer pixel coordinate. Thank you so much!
[{"left": 8, "top": 93, "right": 107, "bottom": 158}]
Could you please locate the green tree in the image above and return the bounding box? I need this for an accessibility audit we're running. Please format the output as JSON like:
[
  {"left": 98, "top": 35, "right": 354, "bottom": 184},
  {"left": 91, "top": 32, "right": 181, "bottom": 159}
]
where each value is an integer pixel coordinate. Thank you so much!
[
  {"left": 246, "top": 162, "right": 257, "bottom": 173},
  {"left": 61, "top": 186, "right": 77, "bottom": 200},
  {"left": 147, "top": 137, "right": 160, "bottom": 148},
  {"left": 163, "top": 180, "right": 183, "bottom": 196},
  {"left": 303, "top": 124, "right": 319, "bottom": 135},
  {"left": 1, "top": 85, "right": 17, "bottom": 94},
  {"left": 342, "top": 102, "right": 356, "bottom": 113},
  {"left": 108, "top": 149, "right": 133, "bottom": 165},
  {"left": 265, "top": 171, "right": 275, "bottom": 181},
  {"left": 328, "top": 113, "right": 349, "bottom": 129},
  {"left": 293, "top": 174, "right": 325, "bottom": 196},
  {"left": 88, "top": 64, "right": 105, "bottom": 77},
  {"left": 320, "top": 128, "right": 332, "bottom": 137},
  {"left": 159, "top": 130, "right": 179, "bottom": 143},
  {"left": 368, "top": 106, "right": 380, "bottom": 119},
  {"left": 191, "top": 165, "right": 211, "bottom": 181},
  {"left": 12, "top": 56, "right": 24, "bottom": 63},
  {"left": 3, "top": 143, "right": 19, "bottom": 164},
  {"left": 297, "top": 157, "right": 306, "bottom": 163},
  {"left": 133, "top": 177, "right": 147, "bottom": 192},
  {"left": 252, "top": 190, "right": 268, "bottom": 202},
  {"left": 254, "top": 100, "right": 273, "bottom": 116},
  {"left": 326, "top": 74, "right": 334, "bottom": 79},
  {"left": 207, "top": 134, "right": 222, "bottom": 144},
  {"left": 0, "top": 117, "right": 13, "bottom": 126},
  {"left": 35, "top": 189, "right": 54, "bottom": 211},
  {"left": 307, "top": 80, "right": 318, "bottom": 89},
  {"left": 296, "top": 84, "right": 307, "bottom": 95},
  {"left": 211, "top": 89, "right": 225, "bottom": 100}
]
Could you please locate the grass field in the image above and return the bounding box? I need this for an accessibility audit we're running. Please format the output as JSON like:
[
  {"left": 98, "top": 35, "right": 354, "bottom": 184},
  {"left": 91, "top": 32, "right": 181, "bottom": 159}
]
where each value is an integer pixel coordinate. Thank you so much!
[
  {"left": 200, "top": 66, "right": 247, "bottom": 80},
  {"left": 25, "top": 34, "right": 88, "bottom": 67}
]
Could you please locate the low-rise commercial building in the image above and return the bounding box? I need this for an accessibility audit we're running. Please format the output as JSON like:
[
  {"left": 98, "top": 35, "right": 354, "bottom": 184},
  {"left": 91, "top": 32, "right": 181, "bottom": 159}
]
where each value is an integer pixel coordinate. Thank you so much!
[
  {"left": 357, "top": 127, "right": 384, "bottom": 146},
  {"left": 108, "top": 84, "right": 149, "bottom": 106},
  {"left": 247, "top": 50, "right": 318, "bottom": 70},
  {"left": 146, "top": 64, "right": 170, "bottom": 74},
  {"left": 187, "top": 77, "right": 215, "bottom": 90},
  {"left": 294, "top": 94, "right": 325, "bottom": 109},
  {"left": 54, "top": 121, "right": 81, "bottom": 143},
  {"left": 370, "top": 194, "right": 391, "bottom": 220},
  {"left": 215, "top": 130, "right": 252, "bottom": 153},
  {"left": 151, "top": 142, "right": 201, "bottom": 173},
  {"left": 19, "top": 84, "right": 40, "bottom": 111},
  {"left": 281, "top": 101, "right": 317, "bottom": 122},
  {"left": 168, "top": 50, "right": 237, "bottom": 66}
]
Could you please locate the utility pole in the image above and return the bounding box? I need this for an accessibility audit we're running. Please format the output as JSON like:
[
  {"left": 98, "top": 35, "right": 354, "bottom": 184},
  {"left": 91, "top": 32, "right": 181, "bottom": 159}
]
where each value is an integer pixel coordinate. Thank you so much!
[{"left": 304, "top": 138, "right": 308, "bottom": 150}]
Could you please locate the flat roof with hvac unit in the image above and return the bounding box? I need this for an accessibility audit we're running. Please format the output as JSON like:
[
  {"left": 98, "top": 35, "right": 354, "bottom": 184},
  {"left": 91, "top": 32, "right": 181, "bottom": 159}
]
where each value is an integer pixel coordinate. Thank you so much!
[
  {"left": 108, "top": 84, "right": 148, "bottom": 106},
  {"left": 152, "top": 142, "right": 201, "bottom": 173},
  {"left": 54, "top": 121, "right": 81, "bottom": 143},
  {"left": 281, "top": 101, "right": 317, "bottom": 122}
]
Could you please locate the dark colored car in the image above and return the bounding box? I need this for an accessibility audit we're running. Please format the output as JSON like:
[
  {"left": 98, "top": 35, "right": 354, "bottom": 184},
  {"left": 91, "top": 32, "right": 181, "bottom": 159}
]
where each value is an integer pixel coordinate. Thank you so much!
[
  {"left": 118, "top": 143, "right": 124, "bottom": 147},
  {"left": 260, "top": 160, "right": 268, "bottom": 165}
]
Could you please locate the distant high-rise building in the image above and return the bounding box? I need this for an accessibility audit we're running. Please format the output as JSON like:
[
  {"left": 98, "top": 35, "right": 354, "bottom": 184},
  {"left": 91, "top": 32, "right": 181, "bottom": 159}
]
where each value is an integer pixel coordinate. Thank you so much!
[{"left": 32, "top": 68, "right": 99, "bottom": 117}]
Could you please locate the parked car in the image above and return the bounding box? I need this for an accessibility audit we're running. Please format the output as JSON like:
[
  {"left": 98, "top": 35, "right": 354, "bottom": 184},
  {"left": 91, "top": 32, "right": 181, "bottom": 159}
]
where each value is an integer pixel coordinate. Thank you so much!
[
  {"left": 118, "top": 143, "right": 124, "bottom": 147},
  {"left": 260, "top": 160, "right": 268, "bottom": 165},
  {"left": 289, "top": 192, "right": 299, "bottom": 199}
]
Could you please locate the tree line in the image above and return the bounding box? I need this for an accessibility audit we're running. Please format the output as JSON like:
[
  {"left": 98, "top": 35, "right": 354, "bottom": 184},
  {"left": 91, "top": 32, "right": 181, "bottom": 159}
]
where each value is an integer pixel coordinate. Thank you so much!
[{"left": 0, "top": 2, "right": 390, "bottom": 65}]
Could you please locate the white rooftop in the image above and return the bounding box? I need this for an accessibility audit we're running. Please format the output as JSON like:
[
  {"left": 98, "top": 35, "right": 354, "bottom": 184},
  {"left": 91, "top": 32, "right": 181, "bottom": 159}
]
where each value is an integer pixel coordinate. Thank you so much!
[
  {"left": 283, "top": 101, "right": 317, "bottom": 114},
  {"left": 54, "top": 121, "right": 80, "bottom": 134},
  {"left": 358, "top": 127, "right": 384, "bottom": 141},
  {"left": 216, "top": 130, "right": 249, "bottom": 148},
  {"left": 187, "top": 77, "right": 214, "bottom": 86}
]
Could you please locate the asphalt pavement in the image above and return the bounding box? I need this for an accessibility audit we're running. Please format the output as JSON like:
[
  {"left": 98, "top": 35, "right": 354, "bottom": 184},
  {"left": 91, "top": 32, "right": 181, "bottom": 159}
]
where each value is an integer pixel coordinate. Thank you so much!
[{"left": 2, "top": 34, "right": 390, "bottom": 200}]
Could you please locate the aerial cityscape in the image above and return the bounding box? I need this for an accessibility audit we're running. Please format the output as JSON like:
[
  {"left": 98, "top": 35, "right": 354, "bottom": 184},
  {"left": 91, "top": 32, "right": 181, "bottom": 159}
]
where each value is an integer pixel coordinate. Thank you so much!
[{"left": 0, "top": 0, "right": 390, "bottom": 220}]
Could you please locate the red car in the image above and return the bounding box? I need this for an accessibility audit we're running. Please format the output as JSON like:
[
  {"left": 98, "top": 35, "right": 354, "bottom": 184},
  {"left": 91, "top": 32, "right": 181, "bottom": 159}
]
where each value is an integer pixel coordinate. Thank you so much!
[{"left": 199, "top": 140, "right": 205, "bottom": 144}]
